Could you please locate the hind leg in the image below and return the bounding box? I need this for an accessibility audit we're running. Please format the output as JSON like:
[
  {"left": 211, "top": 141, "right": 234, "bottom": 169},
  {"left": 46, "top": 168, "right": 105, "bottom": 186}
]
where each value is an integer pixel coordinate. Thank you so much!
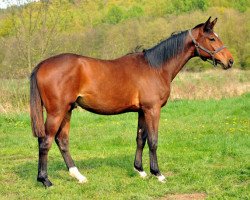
[
  {"left": 55, "top": 111, "right": 87, "bottom": 183},
  {"left": 37, "top": 113, "right": 64, "bottom": 187}
]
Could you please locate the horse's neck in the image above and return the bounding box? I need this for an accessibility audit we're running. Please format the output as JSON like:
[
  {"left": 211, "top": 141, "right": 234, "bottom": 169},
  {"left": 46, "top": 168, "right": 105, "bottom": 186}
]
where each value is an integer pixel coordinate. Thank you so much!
[{"left": 162, "top": 42, "right": 195, "bottom": 81}]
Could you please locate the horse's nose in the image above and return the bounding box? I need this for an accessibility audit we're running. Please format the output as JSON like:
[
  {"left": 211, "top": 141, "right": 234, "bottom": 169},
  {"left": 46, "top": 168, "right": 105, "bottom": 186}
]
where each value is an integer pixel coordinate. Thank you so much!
[{"left": 229, "top": 59, "right": 234, "bottom": 67}]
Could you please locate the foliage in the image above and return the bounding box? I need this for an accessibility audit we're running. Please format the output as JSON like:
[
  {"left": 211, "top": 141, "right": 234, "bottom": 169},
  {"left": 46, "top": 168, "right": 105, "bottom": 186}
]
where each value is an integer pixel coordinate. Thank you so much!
[
  {"left": 104, "top": 5, "right": 124, "bottom": 24},
  {"left": 0, "top": 1, "right": 249, "bottom": 78},
  {"left": 171, "top": 0, "right": 209, "bottom": 14}
]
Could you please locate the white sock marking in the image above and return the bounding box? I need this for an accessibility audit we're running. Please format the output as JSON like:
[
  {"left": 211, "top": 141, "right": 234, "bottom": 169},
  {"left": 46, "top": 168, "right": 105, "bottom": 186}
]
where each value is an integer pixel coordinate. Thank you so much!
[
  {"left": 139, "top": 171, "right": 147, "bottom": 178},
  {"left": 134, "top": 168, "right": 147, "bottom": 178},
  {"left": 69, "top": 167, "right": 87, "bottom": 183},
  {"left": 157, "top": 174, "right": 166, "bottom": 183}
]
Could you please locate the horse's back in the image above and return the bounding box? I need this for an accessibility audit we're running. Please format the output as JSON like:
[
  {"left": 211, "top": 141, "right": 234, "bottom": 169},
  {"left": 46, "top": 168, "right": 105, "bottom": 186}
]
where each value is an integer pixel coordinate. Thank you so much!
[{"left": 35, "top": 53, "right": 143, "bottom": 114}]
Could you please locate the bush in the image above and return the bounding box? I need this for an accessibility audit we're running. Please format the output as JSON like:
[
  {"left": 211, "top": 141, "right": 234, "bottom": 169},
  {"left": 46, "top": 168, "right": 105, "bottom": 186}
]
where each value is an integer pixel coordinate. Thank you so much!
[
  {"left": 125, "top": 5, "right": 144, "bottom": 19},
  {"left": 104, "top": 5, "right": 124, "bottom": 24}
]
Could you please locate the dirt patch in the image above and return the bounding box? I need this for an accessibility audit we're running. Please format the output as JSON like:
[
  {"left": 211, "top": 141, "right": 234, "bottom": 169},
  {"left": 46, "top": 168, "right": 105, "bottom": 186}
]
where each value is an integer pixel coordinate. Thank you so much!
[
  {"left": 161, "top": 193, "right": 206, "bottom": 200},
  {"left": 164, "top": 171, "right": 175, "bottom": 177}
]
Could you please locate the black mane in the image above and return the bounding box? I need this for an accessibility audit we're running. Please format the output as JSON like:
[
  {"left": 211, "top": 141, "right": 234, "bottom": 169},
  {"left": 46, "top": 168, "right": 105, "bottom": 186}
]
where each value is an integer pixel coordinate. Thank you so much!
[{"left": 144, "top": 30, "right": 188, "bottom": 67}]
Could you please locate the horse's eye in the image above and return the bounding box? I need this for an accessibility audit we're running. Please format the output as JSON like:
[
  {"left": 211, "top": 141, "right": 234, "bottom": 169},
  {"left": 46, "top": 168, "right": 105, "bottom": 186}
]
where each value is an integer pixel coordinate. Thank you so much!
[{"left": 209, "top": 37, "right": 215, "bottom": 42}]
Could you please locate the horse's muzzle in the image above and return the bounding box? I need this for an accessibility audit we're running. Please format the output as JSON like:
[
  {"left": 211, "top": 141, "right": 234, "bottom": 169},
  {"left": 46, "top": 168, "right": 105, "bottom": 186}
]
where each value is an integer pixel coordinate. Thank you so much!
[
  {"left": 228, "top": 59, "right": 234, "bottom": 68},
  {"left": 218, "top": 58, "right": 234, "bottom": 69}
]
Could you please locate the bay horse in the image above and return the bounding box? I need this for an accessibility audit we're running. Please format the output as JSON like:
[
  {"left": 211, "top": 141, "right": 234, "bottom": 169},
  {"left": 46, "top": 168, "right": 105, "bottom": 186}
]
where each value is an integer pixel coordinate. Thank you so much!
[{"left": 30, "top": 17, "right": 233, "bottom": 187}]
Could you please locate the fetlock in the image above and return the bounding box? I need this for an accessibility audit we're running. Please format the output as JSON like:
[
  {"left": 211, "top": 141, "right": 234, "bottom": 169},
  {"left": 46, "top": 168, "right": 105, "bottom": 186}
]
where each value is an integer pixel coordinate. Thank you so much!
[
  {"left": 150, "top": 168, "right": 160, "bottom": 176},
  {"left": 134, "top": 162, "right": 143, "bottom": 172}
]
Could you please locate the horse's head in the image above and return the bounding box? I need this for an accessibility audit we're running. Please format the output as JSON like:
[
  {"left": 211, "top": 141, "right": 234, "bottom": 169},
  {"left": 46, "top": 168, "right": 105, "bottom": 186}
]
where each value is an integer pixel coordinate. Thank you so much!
[{"left": 190, "top": 17, "right": 234, "bottom": 69}]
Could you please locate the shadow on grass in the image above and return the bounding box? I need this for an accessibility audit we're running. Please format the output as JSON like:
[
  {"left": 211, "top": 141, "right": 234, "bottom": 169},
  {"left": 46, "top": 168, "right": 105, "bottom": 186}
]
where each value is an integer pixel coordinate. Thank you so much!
[{"left": 14, "top": 154, "right": 136, "bottom": 182}]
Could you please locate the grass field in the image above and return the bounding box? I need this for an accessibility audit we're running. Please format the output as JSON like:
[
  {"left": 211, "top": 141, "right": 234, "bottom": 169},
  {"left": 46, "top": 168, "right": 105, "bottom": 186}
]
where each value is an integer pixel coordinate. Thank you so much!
[{"left": 0, "top": 93, "right": 249, "bottom": 199}]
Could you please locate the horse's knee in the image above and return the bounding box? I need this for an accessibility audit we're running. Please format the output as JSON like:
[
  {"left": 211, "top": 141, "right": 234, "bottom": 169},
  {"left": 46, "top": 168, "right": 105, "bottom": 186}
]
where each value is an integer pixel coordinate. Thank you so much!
[
  {"left": 148, "top": 138, "right": 158, "bottom": 151},
  {"left": 136, "top": 135, "right": 143, "bottom": 146},
  {"left": 136, "top": 130, "right": 147, "bottom": 147}
]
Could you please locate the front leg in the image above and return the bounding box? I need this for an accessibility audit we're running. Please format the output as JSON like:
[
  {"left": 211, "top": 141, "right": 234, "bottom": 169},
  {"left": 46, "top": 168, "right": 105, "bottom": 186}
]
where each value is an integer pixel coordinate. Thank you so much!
[
  {"left": 144, "top": 106, "right": 166, "bottom": 182},
  {"left": 134, "top": 111, "right": 148, "bottom": 178}
]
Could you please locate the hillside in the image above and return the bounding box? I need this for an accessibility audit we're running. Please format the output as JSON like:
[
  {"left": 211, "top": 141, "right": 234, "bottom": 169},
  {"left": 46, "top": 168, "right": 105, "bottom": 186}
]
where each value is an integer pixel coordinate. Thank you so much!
[{"left": 0, "top": 0, "right": 249, "bottom": 78}]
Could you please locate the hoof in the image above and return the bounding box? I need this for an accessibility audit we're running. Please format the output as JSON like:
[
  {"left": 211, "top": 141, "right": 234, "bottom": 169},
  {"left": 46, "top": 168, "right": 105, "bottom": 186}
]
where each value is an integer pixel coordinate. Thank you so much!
[
  {"left": 69, "top": 167, "right": 87, "bottom": 183},
  {"left": 134, "top": 168, "right": 147, "bottom": 178},
  {"left": 37, "top": 177, "right": 53, "bottom": 187},
  {"left": 157, "top": 174, "right": 166, "bottom": 183},
  {"left": 78, "top": 177, "right": 88, "bottom": 184}
]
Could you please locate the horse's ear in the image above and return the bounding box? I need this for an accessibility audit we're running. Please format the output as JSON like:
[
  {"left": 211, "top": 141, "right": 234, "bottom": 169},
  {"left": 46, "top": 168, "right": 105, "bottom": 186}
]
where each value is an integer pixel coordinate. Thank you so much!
[
  {"left": 210, "top": 18, "right": 218, "bottom": 29},
  {"left": 204, "top": 16, "right": 216, "bottom": 32},
  {"left": 204, "top": 16, "right": 211, "bottom": 26}
]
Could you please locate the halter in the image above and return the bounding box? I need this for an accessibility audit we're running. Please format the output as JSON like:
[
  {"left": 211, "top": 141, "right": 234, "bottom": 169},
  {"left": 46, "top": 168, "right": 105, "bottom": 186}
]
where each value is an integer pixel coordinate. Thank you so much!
[{"left": 188, "top": 29, "right": 226, "bottom": 67}]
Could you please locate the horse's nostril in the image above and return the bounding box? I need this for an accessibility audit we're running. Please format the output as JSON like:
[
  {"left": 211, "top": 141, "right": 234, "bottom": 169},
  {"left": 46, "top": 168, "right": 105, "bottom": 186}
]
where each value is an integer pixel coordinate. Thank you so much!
[{"left": 229, "top": 59, "right": 234, "bottom": 65}]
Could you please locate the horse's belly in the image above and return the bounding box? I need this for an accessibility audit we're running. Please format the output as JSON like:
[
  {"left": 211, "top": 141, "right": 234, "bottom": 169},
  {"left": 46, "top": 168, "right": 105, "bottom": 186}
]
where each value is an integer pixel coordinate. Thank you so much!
[{"left": 76, "top": 93, "right": 140, "bottom": 115}]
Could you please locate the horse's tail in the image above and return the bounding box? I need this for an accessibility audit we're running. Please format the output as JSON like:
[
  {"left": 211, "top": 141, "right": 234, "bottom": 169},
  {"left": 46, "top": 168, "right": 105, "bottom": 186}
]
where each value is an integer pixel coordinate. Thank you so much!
[{"left": 30, "top": 64, "right": 45, "bottom": 137}]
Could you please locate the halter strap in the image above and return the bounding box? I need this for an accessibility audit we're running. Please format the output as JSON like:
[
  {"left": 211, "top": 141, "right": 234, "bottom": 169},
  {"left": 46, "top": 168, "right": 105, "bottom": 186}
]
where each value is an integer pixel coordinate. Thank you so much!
[{"left": 188, "top": 29, "right": 226, "bottom": 67}]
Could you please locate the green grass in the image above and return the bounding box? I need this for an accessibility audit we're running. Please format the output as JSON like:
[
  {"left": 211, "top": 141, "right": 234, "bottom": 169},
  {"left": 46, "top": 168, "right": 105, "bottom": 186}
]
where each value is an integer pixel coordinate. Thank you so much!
[{"left": 0, "top": 94, "right": 249, "bottom": 199}]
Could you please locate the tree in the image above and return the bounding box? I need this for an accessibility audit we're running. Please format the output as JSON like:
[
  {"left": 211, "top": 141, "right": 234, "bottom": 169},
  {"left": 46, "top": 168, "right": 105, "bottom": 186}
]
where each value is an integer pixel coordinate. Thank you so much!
[{"left": 6, "top": 0, "right": 61, "bottom": 72}]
